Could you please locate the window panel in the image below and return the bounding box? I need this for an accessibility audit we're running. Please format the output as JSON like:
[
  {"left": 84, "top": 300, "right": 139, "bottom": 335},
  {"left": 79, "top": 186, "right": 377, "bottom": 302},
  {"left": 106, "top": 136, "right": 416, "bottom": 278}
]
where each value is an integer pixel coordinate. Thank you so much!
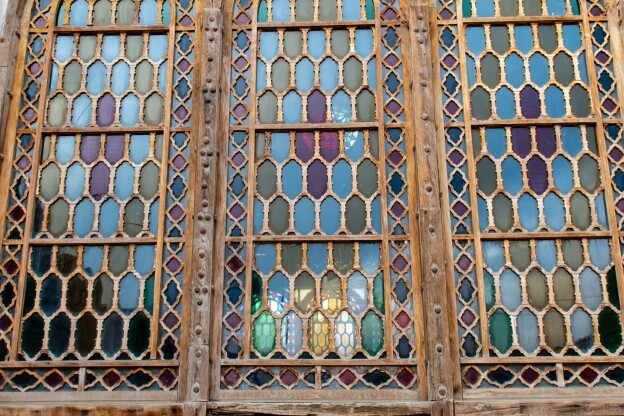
[
  {"left": 219, "top": 0, "right": 422, "bottom": 397},
  {"left": 0, "top": 0, "right": 196, "bottom": 395},
  {"left": 438, "top": 0, "right": 624, "bottom": 394}
]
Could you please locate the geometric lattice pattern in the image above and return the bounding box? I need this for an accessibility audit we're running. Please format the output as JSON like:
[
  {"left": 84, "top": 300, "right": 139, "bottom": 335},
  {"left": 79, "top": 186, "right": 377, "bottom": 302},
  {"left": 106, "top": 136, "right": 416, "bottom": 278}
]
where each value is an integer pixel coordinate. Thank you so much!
[
  {"left": 438, "top": 0, "right": 624, "bottom": 394},
  {"left": 0, "top": 0, "right": 196, "bottom": 394},
  {"left": 221, "top": 0, "right": 420, "bottom": 394}
]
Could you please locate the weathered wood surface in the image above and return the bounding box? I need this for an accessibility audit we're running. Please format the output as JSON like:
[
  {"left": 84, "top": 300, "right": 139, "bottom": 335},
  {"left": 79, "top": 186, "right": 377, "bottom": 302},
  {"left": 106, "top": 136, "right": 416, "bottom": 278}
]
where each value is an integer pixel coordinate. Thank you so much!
[
  {"left": 206, "top": 401, "right": 435, "bottom": 415},
  {"left": 0, "top": 404, "right": 184, "bottom": 416},
  {"left": 455, "top": 399, "right": 624, "bottom": 416}
]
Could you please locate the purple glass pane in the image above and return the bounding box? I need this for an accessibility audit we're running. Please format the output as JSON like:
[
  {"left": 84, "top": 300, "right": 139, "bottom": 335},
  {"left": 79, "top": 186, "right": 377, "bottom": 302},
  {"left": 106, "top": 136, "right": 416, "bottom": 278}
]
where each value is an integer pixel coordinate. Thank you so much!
[
  {"left": 519, "top": 86, "right": 541, "bottom": 119},
  {"left": 307, "top": 160, "right": 327, "bottom": 199},
  {"left": 295, "top": 132, "right": 315, "bottom": 163},
  {"left": 319, "top": 132, "right": 339, "bottom": 163},
  {"left": 526, "top": 155, "right": 548, "bottom": 195},
  {"left": 104, "top": 135, "right": 125, "bottom": 164},
  {"left": 307, "top": 90, "right": 327, "bottom": 123},
  {"left": 80, "top": 135, "right": 101, "bottom": 164},
  {"left": 536, "top": 127, "right": 556, "bottom": 158},
  {"left": 97, "top": 93, "right": 116, "bottom": 127},
  {"left": 89, "top": 162, "right": 110, "bottom": 200},
  {"left": 511, "top": 128, "right": 531, "bottom": 158}
]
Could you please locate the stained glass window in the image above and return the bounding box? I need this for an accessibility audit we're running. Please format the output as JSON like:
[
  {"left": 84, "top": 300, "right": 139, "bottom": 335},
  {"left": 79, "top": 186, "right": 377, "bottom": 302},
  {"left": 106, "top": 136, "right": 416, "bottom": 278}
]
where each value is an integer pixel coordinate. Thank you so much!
[
  {"left": 438, "top": 0, "right": 624, "bottom": 393},
  {"left": 218, "top": 0, "right": 423, "bottom": 396},
  {"left": 0, "top": 0, "right": 196, "bottom": 394}
]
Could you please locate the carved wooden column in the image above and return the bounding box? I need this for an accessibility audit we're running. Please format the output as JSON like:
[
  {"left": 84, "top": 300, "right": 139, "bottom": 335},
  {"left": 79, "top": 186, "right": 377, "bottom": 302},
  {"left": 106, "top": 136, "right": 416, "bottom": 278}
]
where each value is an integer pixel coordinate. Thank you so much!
[
  {"left": 0, "top": 0, "right": 27, "bottom": 161},
  {"left": 186, "top": 5, "right": 223, "bottom": 412},
  {"left": 410, "top": 1, "right": 456, "bottom": 414}
]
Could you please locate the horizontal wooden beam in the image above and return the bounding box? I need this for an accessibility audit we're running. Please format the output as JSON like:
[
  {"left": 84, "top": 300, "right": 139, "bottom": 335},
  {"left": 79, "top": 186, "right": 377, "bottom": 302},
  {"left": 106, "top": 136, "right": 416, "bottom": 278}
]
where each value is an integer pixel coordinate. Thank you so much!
[
  {"left": 455, "top": 398, "right": 624, "bottom": 416},
  {"left": 206, "top": 401, "right": 435, "bottom": 416}
]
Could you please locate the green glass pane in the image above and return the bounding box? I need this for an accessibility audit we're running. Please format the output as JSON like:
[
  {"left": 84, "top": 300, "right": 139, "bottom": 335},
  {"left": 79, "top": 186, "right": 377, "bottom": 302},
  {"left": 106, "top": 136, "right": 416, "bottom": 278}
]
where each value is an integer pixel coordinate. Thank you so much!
[
  {"left": 373, "top": 272, "right": 384, "bottom": 313},
  {"left": 509, "top": 241, "right": 530, "bottom": 272},
  {"left": 128, "top": 312, "right": 151, "bottom": 356},
  {"left": 23, "top": 275, "right": 36, "bottom": 314},
  {"left": 553, "top": 269, "right": 575, "bottom": 311},
  {"left": 578, "top": 155, "right": 600, "bottom": 192},
  {"left": 471, "top": 87, "right": 491, "bottom": 120},
  {"left": 282, "top": 244, "right": 303, "bottom": 275},
  {"left": 318, "top": 0, "right": 337, "bottom": 20},
  {"left": 368, "top": 131, "right": 379, "bottom": 160},
  {"left": 361, "top": 311, "right": 384, "bottom": 355},
  {"left": 462, "top": 0, "right": 472, "bottom": 17},
  {"left": 344, "top": 57, "right": 363, "bottom": 92},
  {"left": 365, "top": 0, "right": 375, "bottom": 19},
  {"left": 48, "top": 95, "right": 68, "bottom": 127},
  {"left": 481, "top": 53, "right": 501, "bottom": 89},
  {"left": 476, "top": 157, "right": 496, "bottom": 195},
  {"left": 284, "top": 31, "right": 302, "bottom": 59},
  {"left": 355, "top": 90, "right": 375, "bottom": 121},
  {"left": 116, "top": 0, "right": 135, "bottom": 25},
  {"left": 537, "top": 25, "right": 557, "bottom": 53},
  {"left": 63, "top": 61, "right": 82, "bottom": 95},
  {"left": 139, "top": 162, "right": 159, "bottom": 199},
  {"left": 135, "top": 60, "right": 154, "bottom": 94},
  {"left": 490, "top": 26, "right": 510, "bottom": 54},
  {"left": 257, "top": 160, "right": 278, "bottom": 199},
  {"left": 39, "top": 164, "right": 61, "bottom": 201},
  {"left": 125, "top": 35, "right": 144, "bottom": 62},
  {"left": 484, "top": 270, "right": 495, "bottom": 311},
  {"left": 562, "top": 240, "right": 583, "bottom": 270},
  {"left": 58, "top": 247, "right": 78, "bottom": 276},
  {"left": 109, "top": 245, "right": 129, "bottom": 275},
  {"left": 67, "top": 275, "right": 87, "bottom": 314},
  {"left": 489, "top": 309, "right": 512, "bottom": 353},
  {"left": 527, "top": 269, "right": 548, "bottom": 310},
  {"left": 49, "top": 200, "right": 70, "bottom": 237},
  {"left": 500, "top": 0, "right": 519, "bottom": 16},
  {"left": 357, "top": 159, "right": 377, "bottom": 198},
  {"left": 253, "top": 311, "right": 276, "bottom": 356},
  {"left": 258, "top": 0, "right": 268, "bottom": 22},
  {"left": 268, "top": 196, "right": 289, "bottom": 234},
  {"left": 93, "top": 0, "right": 113, "bottom": 25},
  {"left": 124, "top": 198, "right": 145, "bottom": 236},
  {"left": 607, "top": 267, "right": 621, "bottom": 309},
  {"left": 145, "top": 94, "right": 164, "bottom": 126},
  {"left": 295, "top": 272, "right": 315, "bottom": 313},
  {"left": 570, "top": 85, "right": 590, "bottom": 117},
  {"left": 251, "top": 271, "right": 263, "bottom": 314},
  {"left": 544, "top": 309, "right": 566, "bottom": 352},
  {"left": 492, "top": 194, "right": 513, "bottom": 232},
  {"left": 144, "top": 273, "right": 155, "bottom": 314},
  {"left": 75, "top": 313, "right": 97, "bottom": 356},
  {"left": 258, "top": 92, "right": 278, "bottom": 123},
  {"left": 93, "top": 273, "right": 113, "bottom": 314},
  {"left": 333, "top": 243, "right": 354, "bottom": 275},
  {"left": 21, "top": 313, "right": 44, "bottom": 357},
  {"left": 271, "top": 58, "right": 290, "bottom": 92},
  {"left": 79, "top": 36, "right": 97, "bottom": 61},
  {"left": 554, "top": 52, "right": 574, "bottom": 86},
  {"left": 598, "top": 307, "right": 623, "bottom": 353},
  {"left": 330, "top": 30, "right": 350, "bottom": 59},
  {"left": 321, "top": 272, "right": 342, "bottom": 314},
  {"left": 523, "top": 0, "right": 541, "bottom": 15},
  {"left": 570, "top": 192, "right": 590, "bottom": 230},
  {"left": 295, "top": 0, "right": 313, "bottom": 21}
]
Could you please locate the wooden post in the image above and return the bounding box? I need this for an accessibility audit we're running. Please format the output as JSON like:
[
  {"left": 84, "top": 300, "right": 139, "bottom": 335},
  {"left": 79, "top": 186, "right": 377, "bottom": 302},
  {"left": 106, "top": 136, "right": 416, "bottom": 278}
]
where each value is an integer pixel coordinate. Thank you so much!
[
  {"left": 186, "top": 5, "right": 223, "bottom": 404},
  {"left": 409, "top": 0, "right": 455, "bottom": 414},
  {"left": 0, "top": 0, "right": 28, "bottom": 162}
]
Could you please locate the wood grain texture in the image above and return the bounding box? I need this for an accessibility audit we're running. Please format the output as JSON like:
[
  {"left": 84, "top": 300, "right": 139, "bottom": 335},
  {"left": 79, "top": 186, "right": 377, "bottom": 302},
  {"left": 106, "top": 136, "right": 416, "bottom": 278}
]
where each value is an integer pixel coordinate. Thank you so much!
[
  {"left": 409, "top": 0, "right": 455, "bottom": 410},
  {"left": 0, "top": 404, "right": 184, "bottom": 416},
  {"left": 206, "top": 401, "right": 435, "bottom": 415},
  {"left": 186, "top": 5, "right": 223, "bottom": 402},
  {"left": 455, "top": 399, "right": 624, "bottom": 416}
]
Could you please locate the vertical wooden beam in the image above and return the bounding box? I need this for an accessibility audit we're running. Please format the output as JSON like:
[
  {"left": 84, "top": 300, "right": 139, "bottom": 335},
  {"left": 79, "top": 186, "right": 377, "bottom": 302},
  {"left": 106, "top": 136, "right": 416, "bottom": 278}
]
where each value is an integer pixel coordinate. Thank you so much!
[
  {"left": 0, "top": 0, "right": 28, "bottom": 162},
  {"left": 409, "top": 0, "right": 454, "bottom": 414},
  {"left": 186, "top": 6, "right": 223, "bottom": 404}
]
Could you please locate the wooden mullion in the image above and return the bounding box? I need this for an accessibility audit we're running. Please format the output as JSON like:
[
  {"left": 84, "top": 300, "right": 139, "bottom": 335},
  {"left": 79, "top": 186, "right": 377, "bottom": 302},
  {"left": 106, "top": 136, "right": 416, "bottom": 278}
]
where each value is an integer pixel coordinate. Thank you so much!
[
  {"left": 242, "top": 0, "right": 260, "bottom": 361},
  {"left": 456, "top": 0, "right": 490, "bottom": 357},
  {"left": 257, "top": 20, "right": 375, "bottom": 29},
  {"left": 580, "top": 0, "right": 624, "bottom": 338},
  {"left": 52, "top": 25, "right": 170, "bottom": 34},
  {"left": 148, "top": 0, "right": 177, "bottom": 359},
  {"left": 375, "top": 2, "right": 393, "bottom": 362},
  {"left": 463, "top": 15, "right": 584, "bottom": 25},
  {"left": 8, "top": 0, "right": 59, "bottom": 360}
]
